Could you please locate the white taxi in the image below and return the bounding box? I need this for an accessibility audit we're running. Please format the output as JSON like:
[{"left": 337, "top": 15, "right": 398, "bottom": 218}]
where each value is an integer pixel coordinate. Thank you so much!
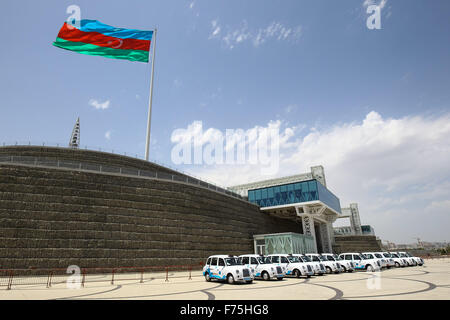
[
  {"left": 268, "top": 254, "right": 314, "bottom": 278},
  {"left": 338, "top": 252, "right": 381, "bottom": 272},
  {"left": 306, "top": 253, "right": 341, "bottom": 274},
  {"left": 238, "top": 254, "right": 285, "bottom": 281},
  {"left": 203, "top": 255, "right": 254, "bottom": 284},
  {"left": 298, "top": 254, "right": 326, "bottom": 275}
]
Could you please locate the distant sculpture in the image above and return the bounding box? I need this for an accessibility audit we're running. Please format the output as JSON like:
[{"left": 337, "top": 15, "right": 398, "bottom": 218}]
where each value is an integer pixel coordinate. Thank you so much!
[{"left": 69, "top": 117, "right": 80, "bottom": 148}]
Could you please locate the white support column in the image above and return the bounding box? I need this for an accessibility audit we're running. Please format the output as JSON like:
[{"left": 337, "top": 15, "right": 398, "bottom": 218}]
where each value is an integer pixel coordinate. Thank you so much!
[
  {"left": 350, "top": 203, "right": 362, "bottom": 235},
  {"left": 327, "top": 222, "right": 335, "bottom": 250},
  {"left": 319, "top": 222, "right": 333, "bottom": 253},
  {"left": 319, "top": 223, "right": 332, "bottom": 253},
  {"left": 302, "top": 214, "right": 318, "bottom": 253}
]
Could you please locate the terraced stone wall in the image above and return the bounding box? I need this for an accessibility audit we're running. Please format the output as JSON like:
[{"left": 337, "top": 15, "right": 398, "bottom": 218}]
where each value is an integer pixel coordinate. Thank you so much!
[
  {"left": 333, "top": 235, "right": 382, "bottom": 254},
  {"left": 0, "top": 163, "right": 300, "bottom": 270}
]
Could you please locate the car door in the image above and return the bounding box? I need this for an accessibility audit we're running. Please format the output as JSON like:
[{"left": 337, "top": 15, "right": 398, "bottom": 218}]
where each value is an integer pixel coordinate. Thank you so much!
[
  {"left": 217, "top": 258, "right": 226, "bottom": 279},
  {"left": 209, "top": 257, "right": 218, "bottom": 277},
  {"left": 270, "top": 255, "right": 282, "bottom": 269},
  {"left": 352, "top": 254, "right": 363, "bottom": 269},
  {"left": 250, "top": 257, "right": 260, "bottom": 276},
  {"left": 279, "top": 256, "right": 291, "bottom": 274}
]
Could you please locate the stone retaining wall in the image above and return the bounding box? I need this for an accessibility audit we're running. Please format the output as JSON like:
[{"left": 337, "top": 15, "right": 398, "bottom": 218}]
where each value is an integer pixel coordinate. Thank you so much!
[
  {"left": 332, "top": 235, "right": 382, "bottom": 254},
  {"left": 0, "top": 161, "right": 299, "bottom": 270}
]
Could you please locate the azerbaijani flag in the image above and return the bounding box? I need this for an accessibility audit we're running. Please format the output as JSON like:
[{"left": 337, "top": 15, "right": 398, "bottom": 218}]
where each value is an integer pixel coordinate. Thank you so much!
[{"left": 53, "top": 20, "right": 153, "bottom": 63}]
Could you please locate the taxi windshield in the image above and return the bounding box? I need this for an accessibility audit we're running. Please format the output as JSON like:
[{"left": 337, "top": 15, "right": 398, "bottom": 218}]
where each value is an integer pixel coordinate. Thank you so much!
[
  {"left": 257, "top": 257, "right": 270, "bottom": 264},
  {"left": 301, "top": 256, "right": 312, "bottom": 262},
  {"left": 287, "top": 256, "right": 300, "bottom": 263},
  {"left": 322, "top": 255, "right": 335, "bottom": 261},
  {"left": 225, "top": 258, "right": 239, "bottom": 266},
  {"left": 363, "top": 253, "right": 374, "bottom": 259}
]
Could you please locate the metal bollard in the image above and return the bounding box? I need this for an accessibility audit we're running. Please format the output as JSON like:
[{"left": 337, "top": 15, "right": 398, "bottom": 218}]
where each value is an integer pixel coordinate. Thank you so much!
[
  {"left": 111, "top": 269, "right": 115, "bottom": 285},
  {"left": 46, "top": 271, "right": 54, "bottom": 288},
  {"left": 165, "top": 267, "right": 169, "bottom": 282},
  {"left": 188, "top": 266, "right": 192, "bottom": 280},
  {"left": 7, "top": 271, "right": 14, "bottom": 290},
  {"left": 140, "top": 269, "right": 144, "bottom": 283},
  {"left": 81, "top": 269, "right": 86, "bottom": 288}
]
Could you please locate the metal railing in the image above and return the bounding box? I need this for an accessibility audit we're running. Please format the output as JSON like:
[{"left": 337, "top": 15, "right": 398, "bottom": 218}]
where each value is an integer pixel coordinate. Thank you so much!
[
  {"left": 0, "top": 154, "right": 247, "bottom": 202},
  {"left": 0, "top": 264, "right": 204, "bottom": 290}
]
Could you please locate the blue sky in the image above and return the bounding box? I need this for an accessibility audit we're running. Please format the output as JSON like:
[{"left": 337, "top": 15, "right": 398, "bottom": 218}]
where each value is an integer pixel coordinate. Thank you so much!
[{"left": 1, "top": 0, "right": 449, "bottom": 243}]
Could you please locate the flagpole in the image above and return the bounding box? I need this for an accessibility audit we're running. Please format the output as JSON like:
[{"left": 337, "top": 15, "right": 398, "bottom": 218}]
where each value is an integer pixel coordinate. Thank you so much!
[{"left": 145, "top": 28, "right": 157, "bottom": 161}]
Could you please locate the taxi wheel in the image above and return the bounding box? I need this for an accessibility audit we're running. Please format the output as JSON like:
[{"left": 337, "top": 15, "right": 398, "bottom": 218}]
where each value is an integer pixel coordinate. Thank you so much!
[
  {"left": 366, "top": 265, "right": 374, "bottom": 272},
  {"left": 395, "top": 262, "right": 400, "bottom": 268},
  {"left": 205, "top": 273, "right": 211, "bottom": 282},
  {"left": 342, "top": 266, "right": 347, "bottom": 272},
  {"left": 277, "top": 277, "right": 283, "bottom": 281},
  {"left": 245, "top": 280, "right": 253, "bottom": 284},
  {"left": 294, "top": 269, "right": 301, "bottom": 278},
  {"left": 325, "top": 267, "right": 332, "bottom": 274},
  {"left": 227, "top": 274, "right": 235, "bottom": 284},
  {"left": 262, "top": 272, "right": 270, "bottom": 281}
]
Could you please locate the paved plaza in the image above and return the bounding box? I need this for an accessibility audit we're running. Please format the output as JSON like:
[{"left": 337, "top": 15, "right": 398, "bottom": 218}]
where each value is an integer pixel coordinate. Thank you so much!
[{"left": 1, "top": 259, "right": 449, "bottom": 300}]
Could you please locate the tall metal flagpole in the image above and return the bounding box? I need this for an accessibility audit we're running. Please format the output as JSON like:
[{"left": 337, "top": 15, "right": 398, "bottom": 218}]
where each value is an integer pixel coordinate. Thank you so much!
[{"left": 145, "top": 28, "right": 157, "bottom": 161}]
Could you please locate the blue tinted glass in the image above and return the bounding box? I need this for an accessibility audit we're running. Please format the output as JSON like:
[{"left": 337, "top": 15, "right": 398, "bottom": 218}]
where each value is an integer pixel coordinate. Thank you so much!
[
  {"left": 288, "top": 190, "right": 295, "bottom": 202},
  {"left": 302, "top": 182, "right": 309, "bottom": 192},
  {"left": 247, "top": 179, "right": 340, "bottom": 213},
  {"left": 294, "top": 189, "right": 301, "bottom": 202},
  {"left": 261, "top": 188, "right": 267, "bottom": 199}
]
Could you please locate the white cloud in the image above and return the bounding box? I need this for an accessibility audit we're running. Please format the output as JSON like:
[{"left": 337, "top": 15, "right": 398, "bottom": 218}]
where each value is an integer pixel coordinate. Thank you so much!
[
  {"left": 209, "top": 20, "right": 221, "bottom": 39},
  {"left": 284, "top": 104, "right": 297, "bottom": 114},
  {"left": 89, "top": 99, "right": 110, "bottom": 110},
  {"left": 363, "top": 0, "right": 387, "bottom": 9},
  {"left": 180, "top": 111, "right": 450, "bottom": 243},
  {"left": 105, "top": 130, "right": 112, "bottom": 140},
  {"left": 210, "top": 20, "right": 302, "bottom": 49},
  {"left": 254, "top": 22, "right": 302, "bottom": 47}
]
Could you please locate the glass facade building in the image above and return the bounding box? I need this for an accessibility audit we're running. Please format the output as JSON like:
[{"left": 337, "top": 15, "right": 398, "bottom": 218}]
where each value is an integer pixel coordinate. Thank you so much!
[{"left": 248, "top": 179, "right": 341, "bottom": 214}]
